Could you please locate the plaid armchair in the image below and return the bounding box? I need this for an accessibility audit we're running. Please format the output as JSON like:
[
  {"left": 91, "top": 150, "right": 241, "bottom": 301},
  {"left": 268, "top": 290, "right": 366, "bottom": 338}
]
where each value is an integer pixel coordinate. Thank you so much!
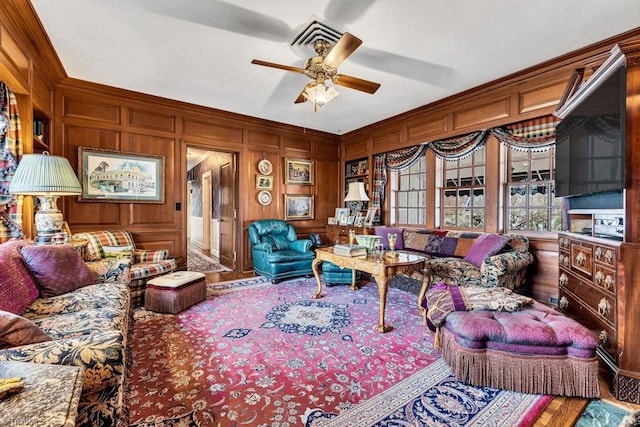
[{"left": 73, "top": 230, "right": 177, "bottom": 306}]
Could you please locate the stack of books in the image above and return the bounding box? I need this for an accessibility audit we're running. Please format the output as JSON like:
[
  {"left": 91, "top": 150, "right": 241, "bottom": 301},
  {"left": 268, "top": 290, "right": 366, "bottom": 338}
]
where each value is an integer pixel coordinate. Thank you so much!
[{"left": 333, "top": 244, "right": 368, "bottom": 257}]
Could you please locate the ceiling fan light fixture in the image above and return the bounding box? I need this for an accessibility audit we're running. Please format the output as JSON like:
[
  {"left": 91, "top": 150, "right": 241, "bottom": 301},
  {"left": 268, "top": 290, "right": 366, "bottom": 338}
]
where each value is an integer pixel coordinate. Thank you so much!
[{"left": 303, "top": 81, "right": 339, "bottom": 111}]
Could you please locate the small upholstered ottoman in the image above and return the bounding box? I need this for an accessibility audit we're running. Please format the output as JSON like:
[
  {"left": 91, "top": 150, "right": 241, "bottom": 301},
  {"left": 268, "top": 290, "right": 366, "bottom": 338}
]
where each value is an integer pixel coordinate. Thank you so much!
[
  {"left": 439, "top": 301, "right": 600, "bottom": 398},
  {"left": 145, "top": 271, "right": 207, "bottom": 314},
  {"left": 322, "top": 261, "right": 361, "bottom": 286}
]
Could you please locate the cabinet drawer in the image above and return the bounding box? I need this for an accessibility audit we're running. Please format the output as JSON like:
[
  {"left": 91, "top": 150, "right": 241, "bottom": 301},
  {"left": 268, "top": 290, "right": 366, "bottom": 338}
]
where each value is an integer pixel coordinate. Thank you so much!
[
  {"left": 558, "top": 288, "right": 618, "bottom": 362},
  {"left": 570, "top": 241, "right": 593, "bottom": 278},
  {"left": 594, "top": 244, "right": 618, "bottom": 268},
  {"left": 560, "top": 273, "right": 615, "bottom": 325},
  {"left": 594, "top": 265, "right": 617, "bottom": 294}
]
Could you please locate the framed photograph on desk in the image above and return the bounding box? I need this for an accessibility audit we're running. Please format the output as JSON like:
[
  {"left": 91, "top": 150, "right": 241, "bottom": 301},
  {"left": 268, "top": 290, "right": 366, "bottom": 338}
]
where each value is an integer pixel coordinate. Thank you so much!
[
  {"left": 364, "top": 207, "right": 378, "bottom": 226},
  {"left": 335, "top": 208, "right": 349, "bottom": 225}
]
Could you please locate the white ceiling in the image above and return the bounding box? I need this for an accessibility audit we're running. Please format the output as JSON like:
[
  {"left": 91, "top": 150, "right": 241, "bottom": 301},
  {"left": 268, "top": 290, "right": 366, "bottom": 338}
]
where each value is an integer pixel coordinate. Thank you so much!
[{"left": 31, "top": 0, "right": 640, "bottom": 136}]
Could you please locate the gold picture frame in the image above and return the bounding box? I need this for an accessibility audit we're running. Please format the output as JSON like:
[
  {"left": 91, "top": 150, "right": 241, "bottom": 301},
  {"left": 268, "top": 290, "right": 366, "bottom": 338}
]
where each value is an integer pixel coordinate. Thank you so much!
[
  {"left": 256, "top": 175, "right": 273, "bottom": 190},
  {"left": 284, "top": 194, "right": 314, "bottom": 220},
  {"left": 285, "top": 158, "right": 314, "bottom": 185}
]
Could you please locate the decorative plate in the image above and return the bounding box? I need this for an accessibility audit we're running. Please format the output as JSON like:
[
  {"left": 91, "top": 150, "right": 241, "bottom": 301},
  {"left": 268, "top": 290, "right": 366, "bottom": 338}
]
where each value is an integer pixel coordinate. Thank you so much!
[
  {"left": 257, "top": 190, "right": 272, "bottom": 206},
  {"left": 258, "top": 159, "right": 273, "bottom": 175}
]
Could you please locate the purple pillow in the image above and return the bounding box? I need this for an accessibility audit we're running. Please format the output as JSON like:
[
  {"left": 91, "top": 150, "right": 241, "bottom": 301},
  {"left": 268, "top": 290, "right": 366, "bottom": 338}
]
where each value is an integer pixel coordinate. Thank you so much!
[
  {"left": 0, "top": 310, "right": 51, "bottom": 349},
  {"left": 463, "top": 233, "right": 509, "bottom": 268},
  {"left": 374, "top": 227, "right": 404, "bottom": 250},
  {"left": 0, "top": 240, "right": 39, "bottom": 314},
  {"left": 20, "top": 245, "right": 96, "bottom": 298}
]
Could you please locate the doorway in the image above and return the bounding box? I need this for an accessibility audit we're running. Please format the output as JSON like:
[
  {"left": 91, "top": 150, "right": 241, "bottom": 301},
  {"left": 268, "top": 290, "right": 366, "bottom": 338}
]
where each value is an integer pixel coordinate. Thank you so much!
[{"left": 186, "top": 147, "right": 237, "bottom": 271}]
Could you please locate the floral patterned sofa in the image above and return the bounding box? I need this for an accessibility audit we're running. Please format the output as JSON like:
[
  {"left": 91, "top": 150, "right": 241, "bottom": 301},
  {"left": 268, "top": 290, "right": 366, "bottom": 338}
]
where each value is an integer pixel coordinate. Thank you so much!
[
  {"left": 0, "top": 240, "right": 132, "bottom": 426},
  {"left": 73, "top": 230, "right": 177, "bottom": 307},
  {"left": 375, "top": 227, "right": 534, "bottom": 295}
]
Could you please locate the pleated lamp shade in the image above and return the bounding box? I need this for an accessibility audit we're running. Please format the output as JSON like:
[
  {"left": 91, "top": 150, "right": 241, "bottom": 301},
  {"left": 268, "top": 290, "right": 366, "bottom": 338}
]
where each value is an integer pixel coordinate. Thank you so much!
[{"left": 9, "top": 152, "right": 82, "bottom": 196}]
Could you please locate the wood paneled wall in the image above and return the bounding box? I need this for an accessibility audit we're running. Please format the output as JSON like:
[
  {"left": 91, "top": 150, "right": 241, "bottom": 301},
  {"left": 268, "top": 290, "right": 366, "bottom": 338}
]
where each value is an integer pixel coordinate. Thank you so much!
[{"left": 54, "top": 79, "right": 340, "bottom": 271}]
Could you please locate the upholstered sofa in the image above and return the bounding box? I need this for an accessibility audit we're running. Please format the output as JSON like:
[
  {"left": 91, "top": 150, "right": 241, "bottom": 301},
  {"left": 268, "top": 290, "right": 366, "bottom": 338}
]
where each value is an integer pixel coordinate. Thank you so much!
[
  {"left": 73, "top": 230, "right": 177, "bottom": 306},
  {"left": 0, "top": 240, "right": 132, "bottom": 426},
  {"left": 375, "top": 227, "right": 534, "bottom": 294},
  {"left": 248, "top": 220, "right": 315, "bottom": 282}
]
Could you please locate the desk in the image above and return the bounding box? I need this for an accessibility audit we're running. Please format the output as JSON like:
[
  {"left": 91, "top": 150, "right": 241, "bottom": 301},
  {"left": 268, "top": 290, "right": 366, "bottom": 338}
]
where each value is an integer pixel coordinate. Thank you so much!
[
  {"left": 312, "top": 247, "right": 427, "bottom": 333},
  {"left": 0, "top": 361, "right": 84, "bottom": 427}
]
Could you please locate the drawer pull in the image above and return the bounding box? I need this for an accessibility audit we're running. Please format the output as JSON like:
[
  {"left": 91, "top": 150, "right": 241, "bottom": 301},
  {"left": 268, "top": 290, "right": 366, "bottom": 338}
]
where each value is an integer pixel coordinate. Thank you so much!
[
  {"left": 599, "top": 330, "right": 608, "bottom": 345},
  {"left": 563, "top": 255, "right": 569, "bottom": 266},
  {"left": 595, "top": 271, "right": 603, "bottom": 285},
  {"left": 559, "top": 296, "right": 569, "bottom": 310},
  {"left": 604, "top": 275, "right": 613, "bottom": 290},
  {"left": 559, "top": 273, "right": 568, "bottom": 286},
  {"left": 575, "top": 251, "right": 587, "bottom": 267},
  {"left": 595, "top": 247, "right": 603, "bottom": 261},
  {"left": 597, "top": 298, "right": 610, "bottom": 316},
  {"left": 605, "top": 250, "right": 614, "bottom": 265}
]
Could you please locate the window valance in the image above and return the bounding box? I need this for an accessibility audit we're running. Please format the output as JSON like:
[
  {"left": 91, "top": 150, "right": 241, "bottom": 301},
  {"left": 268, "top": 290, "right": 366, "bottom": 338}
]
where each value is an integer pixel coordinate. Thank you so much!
[
  {"left": 491, "top": 115, "right": 561, "bottom": 151},
  {"left": 427, "top": 131, "right": 489, "bottom": 160}
]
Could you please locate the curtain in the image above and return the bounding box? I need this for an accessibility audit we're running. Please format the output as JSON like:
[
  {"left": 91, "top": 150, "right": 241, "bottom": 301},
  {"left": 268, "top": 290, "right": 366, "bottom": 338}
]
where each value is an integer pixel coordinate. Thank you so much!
[
  {"left": 428, "top": 131, "right": 489, "bottom": 160},
  {"left": 491, "top": 115, "right": 561, "bottom": 151},
  {"left": 370, "top": 145, "right": 427, "bottom": 224},
  {"left": 0, "top": 81, "right": 24, "bottom": 241}
]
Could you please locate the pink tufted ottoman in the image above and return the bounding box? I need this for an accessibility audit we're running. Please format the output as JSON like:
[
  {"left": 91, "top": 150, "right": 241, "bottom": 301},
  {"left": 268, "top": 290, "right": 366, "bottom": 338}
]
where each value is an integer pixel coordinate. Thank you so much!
[{"left": 439, "top": 301, "right": 600, "bottom": 397}]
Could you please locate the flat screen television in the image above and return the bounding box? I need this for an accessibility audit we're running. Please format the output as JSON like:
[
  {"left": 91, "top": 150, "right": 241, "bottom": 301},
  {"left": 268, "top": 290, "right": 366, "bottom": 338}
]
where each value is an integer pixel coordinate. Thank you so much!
[{"left": 554, "top": 66, "right": 625, "bottom": 198}]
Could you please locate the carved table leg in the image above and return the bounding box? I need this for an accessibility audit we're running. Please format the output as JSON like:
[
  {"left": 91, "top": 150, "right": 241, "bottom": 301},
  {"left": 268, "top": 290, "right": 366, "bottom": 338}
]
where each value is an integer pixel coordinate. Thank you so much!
[
  {"left": 374, "top": 274, "right": 392, "bottom": 333},
  {"left": 417, "top": 267, "right": 431, "bottom": 325},
  {"left": 350, "top": 268, "right": 358, "bottom": 291},
  {"left": 312, "top": 258, "right": 323, "bottom": 299}
]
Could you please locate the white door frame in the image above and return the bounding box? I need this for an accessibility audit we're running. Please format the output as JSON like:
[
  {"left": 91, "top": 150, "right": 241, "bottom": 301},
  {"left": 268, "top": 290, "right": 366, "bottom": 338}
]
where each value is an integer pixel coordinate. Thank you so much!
[{"left": 202, "top": 170, "right": 212, "bottom": 251}]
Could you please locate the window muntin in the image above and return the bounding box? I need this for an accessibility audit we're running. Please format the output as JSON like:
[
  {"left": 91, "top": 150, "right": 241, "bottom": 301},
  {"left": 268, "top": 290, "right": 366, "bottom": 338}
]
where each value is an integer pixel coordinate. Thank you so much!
[
  {"left": 507, "top": 147, "right": 561, "bottom": 232},
  {"left": 390, "top": 155, "right": 426, "bottom": 226},
  {"left": 442, "top": 147, "right": 486, "bottom": 229}
]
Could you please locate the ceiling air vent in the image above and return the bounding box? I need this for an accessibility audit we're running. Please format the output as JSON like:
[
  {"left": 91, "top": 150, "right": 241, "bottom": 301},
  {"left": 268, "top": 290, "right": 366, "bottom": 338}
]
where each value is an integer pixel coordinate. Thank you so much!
[{"left": 290, "top": 17, "right": 344, "bottom": 54}]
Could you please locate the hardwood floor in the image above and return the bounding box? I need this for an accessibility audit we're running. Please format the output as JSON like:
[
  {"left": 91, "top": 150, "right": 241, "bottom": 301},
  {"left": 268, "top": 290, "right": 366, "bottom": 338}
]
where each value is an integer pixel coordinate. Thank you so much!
[{"left": 199, "top": 264, "right": 640, "bottom": 425}]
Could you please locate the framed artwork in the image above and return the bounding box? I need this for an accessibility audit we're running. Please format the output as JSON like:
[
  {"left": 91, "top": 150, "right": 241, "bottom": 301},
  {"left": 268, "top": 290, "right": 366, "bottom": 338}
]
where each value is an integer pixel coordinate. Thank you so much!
[
  {"left": 284, "top": 194, "right": 314, "bottom": 220},
  {"left": 354, "top": 212, "right": 364, "bottom": 226},
  {"left": 78, "top": 147, "right": 164, "bottom": 203},
  {"left": 364, "top": 207, "right": 378, "bottom": 226},
  {"left": 328, "top": 217, "right": 337, "bottom": 225},
  {"left": 256, "top": 175, "right": 273, "bottom": 190},
  {"left": 335, "top": 208, "right": 350, "bottom": 225},
  {"left": 285, "top": 158, "right": 314, "bottom": 185},
  {"left": 258, "top": 159, "right": 273, "bottom": 175}
]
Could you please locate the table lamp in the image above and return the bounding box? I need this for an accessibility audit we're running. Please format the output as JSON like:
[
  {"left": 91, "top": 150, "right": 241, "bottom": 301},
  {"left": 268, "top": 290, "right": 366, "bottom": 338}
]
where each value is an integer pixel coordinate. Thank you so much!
[
  {"left": 9, "top": 152, "right": 82, "bottom": 244},
  {"left": 344, "top": 181, "right": 370, "bottom": 217}
]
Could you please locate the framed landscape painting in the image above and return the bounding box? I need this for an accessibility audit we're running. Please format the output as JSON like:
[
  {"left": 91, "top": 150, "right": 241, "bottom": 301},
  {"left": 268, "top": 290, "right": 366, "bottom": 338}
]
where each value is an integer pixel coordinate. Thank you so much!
[
  {"left": 284, "top": 194, "right": 314, "bottom": 220},
  {"left": 78, "top": 147, "right": 165, "bottom": 203},
  {"left": 285, "top": 158, "right": 314, "bottom": 185}
]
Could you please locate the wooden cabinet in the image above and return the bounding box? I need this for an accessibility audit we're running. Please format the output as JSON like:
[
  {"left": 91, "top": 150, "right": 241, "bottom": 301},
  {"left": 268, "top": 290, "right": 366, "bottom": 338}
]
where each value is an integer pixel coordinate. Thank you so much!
[
  {"left": 326, "top": 224, "right": 375, "bottom": 245},
  {"left": 557, "top": 232, "right": 627, "bottom": 392},
  {"left": 344, "top": 157, "right": 369, "bottom": 198}
]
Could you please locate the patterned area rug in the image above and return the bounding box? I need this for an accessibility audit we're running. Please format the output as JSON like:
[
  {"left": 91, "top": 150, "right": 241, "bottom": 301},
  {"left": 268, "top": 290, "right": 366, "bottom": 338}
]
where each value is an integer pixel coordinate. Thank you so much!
[
  {"left": 128, "top": 277, "right": 552, "bottom": 426},
  {"left": 187, "top": 247, "right": 231, "bottom": 273}
]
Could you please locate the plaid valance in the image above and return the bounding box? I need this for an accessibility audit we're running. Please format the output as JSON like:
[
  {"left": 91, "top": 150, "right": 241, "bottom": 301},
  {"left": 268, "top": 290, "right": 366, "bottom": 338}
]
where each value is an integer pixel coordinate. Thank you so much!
[
  {"left": 428, "top": 131, "right": 489, "bottom": 160},
  {"left": 0, "top": 81, "right": 24, "bottom": 241},
  {"left": 386, "top": 144, "right": 427, "bottom": 170},
  {"left": 491, "top": 115, "right": 561, "bottom": 151}
]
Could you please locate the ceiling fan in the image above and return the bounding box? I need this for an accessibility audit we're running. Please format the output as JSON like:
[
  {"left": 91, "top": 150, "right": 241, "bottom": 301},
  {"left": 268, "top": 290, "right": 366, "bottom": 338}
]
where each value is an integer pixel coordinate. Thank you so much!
[{"left": 251, "top": 32, "right": 381, "bottom": 111}]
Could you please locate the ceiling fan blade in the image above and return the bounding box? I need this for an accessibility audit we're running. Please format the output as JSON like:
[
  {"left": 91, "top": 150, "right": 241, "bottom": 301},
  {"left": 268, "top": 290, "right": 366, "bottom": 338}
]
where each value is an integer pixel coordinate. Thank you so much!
[
  {"left": 351, "top": 47, "right": 454, "bottom": 87},
  {"left": 251, "top": 60, "right": 305, "bottom": 74},
  {"left": 334, "top": 74, "right": 380, "bottom": 94},
  {"left": 138, "top": 0, "right": 290, "bottom": 42},
  {"left": 325, "top": 0, "right": 377, "bottom": 25},
  {"left": 323, "top": 33, "right": 362, "bottom": 69},
  {"left": 294, "top": 87, "right": 308, "bottom": 104}
]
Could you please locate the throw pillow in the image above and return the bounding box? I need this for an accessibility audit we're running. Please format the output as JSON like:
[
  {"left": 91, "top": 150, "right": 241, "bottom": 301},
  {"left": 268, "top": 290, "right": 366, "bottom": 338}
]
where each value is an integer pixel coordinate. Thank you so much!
[
  {"left": 463, "top": 233, "right": 510, "bottom": 268},
  {"left": 86, "top": 258, "right": 132, "bottom": 284},
  {"left": 102, "top": 245, "right": 133, "bottom": 259},
  {"left": 0, "top": 310, "right": 51, "bottom": 349},
  {"left": 19, "top": 245, "right": 96, "bottom": 298},
  {"left": 0, "top": 240, "right": 39, "bottom": 314},
  {"left": 374, "top": 227, "right": 404, "bottom": 250}
]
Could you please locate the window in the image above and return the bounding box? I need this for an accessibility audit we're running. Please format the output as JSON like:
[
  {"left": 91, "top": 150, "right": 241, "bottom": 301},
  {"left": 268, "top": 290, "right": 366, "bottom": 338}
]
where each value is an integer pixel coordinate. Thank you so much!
[
  {"left": 507, "top": 147, "right": 562, "bottom": 232},
  {"left": 390, "top": 155, "right": 426, "bottom": 225},
  {"left": 441, "top": 147, "right": 486, "bottom": 229}
]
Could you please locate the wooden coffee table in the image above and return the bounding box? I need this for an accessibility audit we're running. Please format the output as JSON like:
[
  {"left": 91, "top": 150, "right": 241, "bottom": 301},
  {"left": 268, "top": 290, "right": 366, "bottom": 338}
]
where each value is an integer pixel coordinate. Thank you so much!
[{"left": 312, "top": 246, "right": 427, "bottom": 333}]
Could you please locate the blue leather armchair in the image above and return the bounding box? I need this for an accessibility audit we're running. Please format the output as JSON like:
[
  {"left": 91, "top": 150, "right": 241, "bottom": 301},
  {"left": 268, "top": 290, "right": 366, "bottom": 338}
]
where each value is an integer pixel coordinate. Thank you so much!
[{"left": 248, "top": 220, "right": 315, "bottom": 283}]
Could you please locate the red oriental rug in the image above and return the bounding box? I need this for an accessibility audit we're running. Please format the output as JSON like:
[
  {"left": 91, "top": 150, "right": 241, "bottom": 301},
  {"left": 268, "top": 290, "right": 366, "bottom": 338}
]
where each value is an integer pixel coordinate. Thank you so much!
[{"left": 128, "top": 277, "right": 552, "bottom": 426}]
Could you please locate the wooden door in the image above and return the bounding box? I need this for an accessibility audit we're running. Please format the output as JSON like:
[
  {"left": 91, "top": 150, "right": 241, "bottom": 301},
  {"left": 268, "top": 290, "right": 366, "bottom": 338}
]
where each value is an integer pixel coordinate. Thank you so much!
[
  {"left": 219, "top": 159, "right": 236, "bottom": 270},
  {"left": 202, "top": 171, "right": 212, "bottom": 252}
]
